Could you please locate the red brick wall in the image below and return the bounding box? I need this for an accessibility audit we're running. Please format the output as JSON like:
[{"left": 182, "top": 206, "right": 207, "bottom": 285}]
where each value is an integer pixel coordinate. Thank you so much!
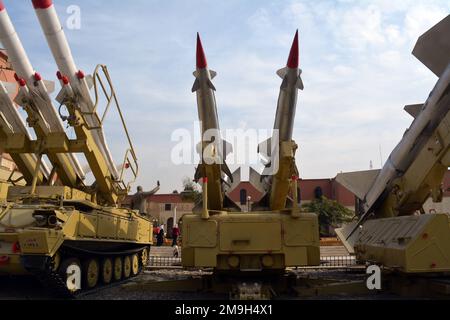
[{"left": 227, "top": 181, "right": 263, "bottom": 204}]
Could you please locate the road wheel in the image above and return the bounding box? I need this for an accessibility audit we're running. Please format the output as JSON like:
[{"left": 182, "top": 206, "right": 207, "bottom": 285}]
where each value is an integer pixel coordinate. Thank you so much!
[
  {"left": 59, "top": 258, "right": 82, "bottom": 293},
  {"left": 123, "top": 255, "right": 131, "bottom": 279},
  {"left": 131, "top": 254, "right": 140, "bottom": 276},
  {"left": 51, "top": 252, "right": 61, "bottom": 272},
  {"left": 101, "top": 258, "right": 113, "bottom": 285},
  {"left": 141, "top": 248, "right": 149, "bottom": 266},
  {"left": 82, "top": 258, "right": 99, "bottom": 289},
  {"left": 113, "top": 256, "right": 123, "bottom": 281}
]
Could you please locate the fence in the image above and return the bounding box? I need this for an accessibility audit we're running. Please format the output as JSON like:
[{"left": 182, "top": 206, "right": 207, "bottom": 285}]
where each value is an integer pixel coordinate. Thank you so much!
[
  {"left": 148, "top": 256, "right": 182, "bottom": 267},
  {"left": 147, "top": 255, "right": 357, "bottom": 268},
  {"left": 319, "top": 255, "right": 356, "bottom": 267}
]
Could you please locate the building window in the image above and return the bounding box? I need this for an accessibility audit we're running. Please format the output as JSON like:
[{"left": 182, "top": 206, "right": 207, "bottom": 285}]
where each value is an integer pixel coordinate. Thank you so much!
[
  {"left": 297, "top": 187, "right": 301, "bottom": 204},
  {"left": 314, "top": 186, "right": 323, "bottom": 199},
  {"left": 164, "top": 203, "right": 172, "bottom": 211},
  {"left": 240, "top": 189, "right": 247, "bottom": 205}
]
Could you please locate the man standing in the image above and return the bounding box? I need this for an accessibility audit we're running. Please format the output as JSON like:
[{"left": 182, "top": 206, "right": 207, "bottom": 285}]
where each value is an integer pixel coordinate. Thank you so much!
[
  {"left": 130, "top": 181, "right": 160, "bottom": 216},
  {"left": 172, "top": 225, "right": 180, "bottom": 247}
]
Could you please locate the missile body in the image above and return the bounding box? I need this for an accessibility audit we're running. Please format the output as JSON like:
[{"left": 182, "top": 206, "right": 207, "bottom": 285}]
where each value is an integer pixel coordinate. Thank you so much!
[
  {"left": 0, "top": 3, "right": 85, "bottom": 186},
  {"left": 273, "top": 30, "right": 304, "bottom": 142},
  {"left": 31, "top": 0, "right": 120, "bottom": 180},
  {"left": 255, "top": 31, "right": 304, "bottom": 211},
  {"left": 0, "top": 81, "right": 50, "bottom": 183},
  {"left": 192, "top": 34, "right": 233, "bottom": 211},
  {"left": 336, "top": 15, "right": 450, "bottom": 241},
  {"left": 362, "top": 61, "right": 450, "bottom": 218}
]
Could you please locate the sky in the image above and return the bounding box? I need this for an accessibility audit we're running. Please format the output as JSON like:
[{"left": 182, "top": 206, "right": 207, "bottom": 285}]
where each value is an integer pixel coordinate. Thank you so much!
[{"left": 2, "top": 0, "right": 449, "bottom": 193}]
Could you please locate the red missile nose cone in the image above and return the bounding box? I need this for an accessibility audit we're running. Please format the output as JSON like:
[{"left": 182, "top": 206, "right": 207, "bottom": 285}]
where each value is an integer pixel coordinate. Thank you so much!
[
  {"left": 0, "top": 1, "right": 5, "bottom": 11},
  {"left": 32, "top": 0, "right": 53, "bottom": 9},
  {"left": 286, "top": 30, "right": 299, "bottom": 69},
  {"left": 196, "top": 33, "right": 208, "bottom": 69}
]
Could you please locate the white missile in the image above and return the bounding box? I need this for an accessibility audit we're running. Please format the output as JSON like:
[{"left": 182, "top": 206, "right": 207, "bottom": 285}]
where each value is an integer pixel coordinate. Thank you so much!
[
  {"left": 0, "top": 80, "right": 51, "bottom": 180},
  {"left": 336, "top": 15, "right": 450, "bottom": 239},
  {"left": 31, "top": 0, "right": 119, "bottom": 181},
  {"left": 0, "top": 2, "right": 85, "bottom": 184}
]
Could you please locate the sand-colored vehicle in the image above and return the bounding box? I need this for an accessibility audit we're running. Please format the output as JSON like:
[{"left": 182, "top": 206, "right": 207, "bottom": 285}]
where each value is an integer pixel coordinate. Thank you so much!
[{"left": 0, "top": 1, "right": 155, "bottom": 296}]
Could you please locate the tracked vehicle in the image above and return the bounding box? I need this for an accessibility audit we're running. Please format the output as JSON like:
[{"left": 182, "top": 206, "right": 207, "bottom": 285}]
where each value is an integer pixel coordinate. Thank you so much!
[
  {"left": 0, "top": 1, "right": 155, "bottom": 296},
  {"left": 181, "top": 32, "right": 320, "bottom": 273}
]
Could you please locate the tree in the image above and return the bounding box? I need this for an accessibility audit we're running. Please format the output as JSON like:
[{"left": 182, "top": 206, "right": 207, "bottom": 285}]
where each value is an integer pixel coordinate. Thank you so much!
[
  {"left": 180, "top": 177, "right": 202, "bottom": 202},
  {"left": 302, "top": 196, "right": 354, "bottom": 236}
]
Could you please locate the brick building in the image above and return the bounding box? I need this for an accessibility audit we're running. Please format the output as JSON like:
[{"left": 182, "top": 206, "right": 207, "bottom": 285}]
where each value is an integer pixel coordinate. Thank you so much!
[{"left": 227, "top": 177, "right": 357, "bottom": 211}]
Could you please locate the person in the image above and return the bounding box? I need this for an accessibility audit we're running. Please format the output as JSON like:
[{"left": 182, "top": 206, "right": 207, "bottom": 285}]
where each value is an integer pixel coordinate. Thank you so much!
[
  {"left": 156, "top": 228, "right": 165, "bottom": 246},
  {"left": 130, "top": 181, "right": 160, "bottom": 216},
  {"left": 172, "top": 225, "right": 180, "bottom": 247}
]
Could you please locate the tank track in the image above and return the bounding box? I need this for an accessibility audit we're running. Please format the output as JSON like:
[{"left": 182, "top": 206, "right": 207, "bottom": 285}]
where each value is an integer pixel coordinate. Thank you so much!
[{"left": 24, "top": 245, "right": 149, "bottom": 299}]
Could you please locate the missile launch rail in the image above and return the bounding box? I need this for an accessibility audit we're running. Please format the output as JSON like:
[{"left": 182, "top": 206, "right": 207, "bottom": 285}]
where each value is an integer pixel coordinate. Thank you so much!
[
  {"left": 336, "top": 15, "right": 450, "bottom": 275},
  {"left": 181, "top": 32, "right": 320, "bottom": 274},
  {"left": 0, "top": 0, "right": 152, "bottom": 297}
]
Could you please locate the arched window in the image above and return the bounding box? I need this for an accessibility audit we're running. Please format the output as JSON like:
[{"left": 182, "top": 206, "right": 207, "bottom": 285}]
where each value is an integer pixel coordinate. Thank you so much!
[
  {"left": 314, "top": 186, "right": 323, "bottom": 199},
  {"left": 240, "top": 189, "right": 247, "bottom": 205}
]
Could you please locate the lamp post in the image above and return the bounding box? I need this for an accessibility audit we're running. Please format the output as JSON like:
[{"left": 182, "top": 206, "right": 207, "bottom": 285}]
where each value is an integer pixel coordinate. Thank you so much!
[{"left": 247, "top": 196, "right": 252, "bottom": 212}]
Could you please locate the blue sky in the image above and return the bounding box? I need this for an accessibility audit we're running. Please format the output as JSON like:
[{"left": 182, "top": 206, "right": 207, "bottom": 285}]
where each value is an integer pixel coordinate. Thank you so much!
[{"left": 2, "top": 0, "right": 449, "bottom": 193}]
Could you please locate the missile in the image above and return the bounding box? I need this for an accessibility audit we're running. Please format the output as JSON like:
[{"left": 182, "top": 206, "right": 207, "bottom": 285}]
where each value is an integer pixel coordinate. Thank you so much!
[
  {"left": 0, "top": 81, "right": 50, "bottom": 183},
  {"left": 191, "top": 33, "right": 234, "bottom": 211},
  {"left": 31, "top": 0, "right": 120, "bottom": 180},
  {"left": 273, "top": 30, "right": 304, "bottom": 142},
  {"left": 336, "top": 15, "right": 450, "bottom": 241},
  {"left": 0, "top": 2, "right": 85, "bottom": 185},
  {"left": 253, "top": 30, "right": 303, "bottom": 210}
]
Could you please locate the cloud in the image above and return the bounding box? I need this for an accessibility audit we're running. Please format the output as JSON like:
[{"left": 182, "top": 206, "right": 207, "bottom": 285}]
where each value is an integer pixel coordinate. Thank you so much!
[{"left": 1, "top": 0, "right": 449, "bottom": 193}]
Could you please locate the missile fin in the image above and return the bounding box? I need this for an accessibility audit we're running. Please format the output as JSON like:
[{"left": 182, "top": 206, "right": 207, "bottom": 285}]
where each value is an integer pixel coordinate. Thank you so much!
[
  {"left": 194, "top": 165, "right": 203, "bottom": 182},
  {"left": 85, "top": 74, "right": 94, "bottom": 90},
  {"left": 249, "top": 167, "right": 266, "bottom": 193},
  {"left": 404, "top": 103, "right": 423, "bottom": 119},
  {"left": 207, "top": 79, "right": 216, "bottom": 91},
  {"left": 258, "top": 138, "right": 272, "bottom": 159},
  {"left": 55, "top": 88, "right": 68, "bottom": 105},
  {"left": 296, "top": 76, "right": 304, "bottom": 90},
  {"left": 335, "top": 169, "right": 381, "bottom": 201},
  {"left": 277, "top": 67, "right": 287, "bottom": 79},
  {"left": 412, "top": 15, "right": 450, "bottom": 77},
  {"left": 280, "top": 77, "right": 288, "bottom": 89},
  {"left": 222, "top": 139, "right": 233, "bottom": 157},
  {"left": 335, "top": 222, "right": 358, "bottom": 254},
  {"left": 42, "top": 80, "right": 55, "bottom": 93},
  {"left": 191, "top": 79, "right": 200, "bottom": 92},
  {"left": 209, "top": 70, "right": 217, "bottom": 79},
  {"left": 0, "top": 81, "right": 17, "bottom": 98},
  {"left": 222, "top": 161, "right": 233, "bottom": 182}
]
